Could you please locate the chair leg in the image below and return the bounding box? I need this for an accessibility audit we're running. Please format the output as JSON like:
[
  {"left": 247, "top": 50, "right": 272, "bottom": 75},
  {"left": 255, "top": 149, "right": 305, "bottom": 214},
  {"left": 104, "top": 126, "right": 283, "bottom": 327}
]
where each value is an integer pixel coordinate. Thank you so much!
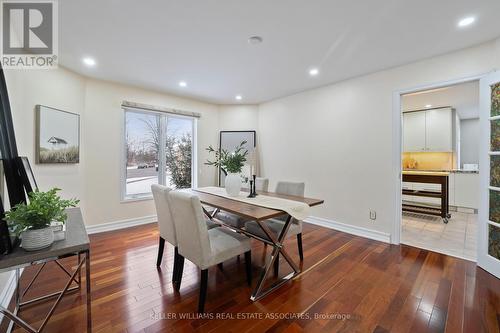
[
  {"left": 198, "top": 269, "right": 209, "bottom": 313},
  {"left": 172, "top": 246, "right": 179, "bottom": 283},
  {"left": 297, "top": 233, "right": 304, "bottom": 261},
  {"left": 244, "top": 251, "right": 252, "bottom": 286},
  {"left": 156, "top": 237, "right": 165, "bottom": 267},
  {"left": 174, "top": 254, "right": 185, "bottom": 291},
  {"left": 273, "top": 253, "right": 279, "bottom": 277},
  {"left": 217, "top": 263, "right": 223, "bottom": 271}
]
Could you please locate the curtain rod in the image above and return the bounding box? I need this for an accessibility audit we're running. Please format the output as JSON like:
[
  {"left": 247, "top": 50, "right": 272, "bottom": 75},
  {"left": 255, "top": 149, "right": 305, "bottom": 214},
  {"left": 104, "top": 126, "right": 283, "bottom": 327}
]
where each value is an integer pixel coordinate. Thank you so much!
[{"left": 122, "top": 101, "right": 201, "bottom": 118}]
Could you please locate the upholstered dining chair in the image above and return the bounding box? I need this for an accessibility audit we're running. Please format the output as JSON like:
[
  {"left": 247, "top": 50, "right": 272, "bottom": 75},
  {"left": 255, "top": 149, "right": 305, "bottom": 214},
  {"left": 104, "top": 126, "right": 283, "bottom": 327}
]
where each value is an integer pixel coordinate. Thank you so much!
[
  {"left": 169, "top": 190, "right": 252, "bottom": 313},
  {"left": 151, "top": 185, "right": 218, "bottom": 283},
  {"left": 216, "top": 177, "right": 269, "bottom": 229},
  {"left": 244, "top": 181, "right": 305, "bottom": 274}
]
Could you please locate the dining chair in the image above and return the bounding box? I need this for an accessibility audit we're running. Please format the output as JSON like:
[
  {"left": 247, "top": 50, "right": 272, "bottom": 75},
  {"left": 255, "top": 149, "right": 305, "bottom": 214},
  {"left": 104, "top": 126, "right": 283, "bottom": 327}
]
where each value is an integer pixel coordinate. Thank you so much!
[
  {"left": 169, "top": 190, "right": 252, "bottom": 313},
  {"left": 216, "top": 177, "right": 269, "bottom": 229},
  {"left": 244, "top": 181, "right": 305, "bottom": 274},
  {"left": 151, "top": 185, "right": 218, "bottom": 283}
]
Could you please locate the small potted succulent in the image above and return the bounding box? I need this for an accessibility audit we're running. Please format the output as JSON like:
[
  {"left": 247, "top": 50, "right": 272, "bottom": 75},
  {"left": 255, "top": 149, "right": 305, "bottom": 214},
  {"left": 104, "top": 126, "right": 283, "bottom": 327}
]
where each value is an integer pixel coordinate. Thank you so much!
[
  {"left": 4, "top": 188, "right": 79, "bottom": 251},
  {"left": 206, "top": 141, "right": 248, "bottom": 197}
]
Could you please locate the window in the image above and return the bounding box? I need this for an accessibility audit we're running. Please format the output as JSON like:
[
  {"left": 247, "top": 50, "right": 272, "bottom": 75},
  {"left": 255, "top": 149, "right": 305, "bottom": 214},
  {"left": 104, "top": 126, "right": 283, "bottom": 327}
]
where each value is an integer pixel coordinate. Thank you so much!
[{"left": 123, "top": 108, "right": 196, "bottom": 200}]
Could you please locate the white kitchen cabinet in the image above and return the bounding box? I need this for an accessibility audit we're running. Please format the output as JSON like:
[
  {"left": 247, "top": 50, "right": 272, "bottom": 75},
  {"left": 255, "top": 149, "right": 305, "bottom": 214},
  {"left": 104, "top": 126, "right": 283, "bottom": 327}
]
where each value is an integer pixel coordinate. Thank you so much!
[
  {"left": 454, "top": 173, "right": 479, "bottom": 209},
  {"left": 425, "top": 109, "right": 453, "bottom": 152},
  {"left": 403, "top": 108, "right": 455, "bottom": 152},
  {"left": 403, "top": 112, "right": 426, "bottom": 152},
  {"left": 449, "top": 173, "right": 455, "bottom": 206}
]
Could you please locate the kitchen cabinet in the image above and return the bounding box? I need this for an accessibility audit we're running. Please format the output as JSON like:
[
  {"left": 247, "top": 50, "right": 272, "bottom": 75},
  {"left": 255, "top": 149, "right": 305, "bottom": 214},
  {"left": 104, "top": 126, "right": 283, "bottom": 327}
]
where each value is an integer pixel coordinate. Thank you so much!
[
  {"left": 403, "top": 112, "right": 426, "bottom": 152},
  {"left": 425, "top": 109, "right": 453, "bottom": 152},
  {"left": 454, "top": 173, "right": 479, "bottom": 209},
  {"left": 403, "top": 108, "right": 455, "bottom": 152}
]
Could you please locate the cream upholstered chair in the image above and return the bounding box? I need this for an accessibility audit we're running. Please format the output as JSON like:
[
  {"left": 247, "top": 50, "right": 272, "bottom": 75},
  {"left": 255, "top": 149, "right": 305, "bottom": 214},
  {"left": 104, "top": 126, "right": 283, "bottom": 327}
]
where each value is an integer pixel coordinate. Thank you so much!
[
  {"left": 151, "top": 185, "right": 218, "bottom": 283},
  {"left": 216, "top": 177, "right": 269, "bottom": 229},
  {"left": 169, "top": 190, "right": 252, "bottom": 313},
  {"left": 255, "top": 177, "right": 269, "bottom": 193},
  {"left": 245, "top": 181, "right": 305, "bottom": 274}
]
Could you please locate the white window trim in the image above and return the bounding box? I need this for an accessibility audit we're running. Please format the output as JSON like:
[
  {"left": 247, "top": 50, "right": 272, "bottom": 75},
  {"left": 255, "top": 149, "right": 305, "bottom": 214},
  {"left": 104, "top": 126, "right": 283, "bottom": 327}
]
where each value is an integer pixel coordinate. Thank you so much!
[{"left": 120, "top": 107, "right": 198, "bottom": 202}]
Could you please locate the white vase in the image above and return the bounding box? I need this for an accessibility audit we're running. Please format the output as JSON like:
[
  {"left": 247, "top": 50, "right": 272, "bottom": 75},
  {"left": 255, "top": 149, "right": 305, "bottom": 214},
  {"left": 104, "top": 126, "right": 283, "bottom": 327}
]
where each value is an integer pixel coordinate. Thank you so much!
[
  {"left": 225, "top": 173, "right": 242, "bottom": 197},
  {"left": 21, "top": 227, "right": 54, "bottom": 251}
]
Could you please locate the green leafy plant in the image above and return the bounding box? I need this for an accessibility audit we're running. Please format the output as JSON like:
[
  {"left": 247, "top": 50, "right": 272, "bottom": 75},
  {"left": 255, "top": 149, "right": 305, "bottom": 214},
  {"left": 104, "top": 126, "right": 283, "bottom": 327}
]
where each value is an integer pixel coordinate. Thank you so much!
[
  {"left": 4, "top": 188, "right": 79, "bottom": 236},
  {"left": 166, "top": 134, "right": 192, "bottom": 189},
  {"left": 205, "top": 141, "right": 248, "bottom": 174}
]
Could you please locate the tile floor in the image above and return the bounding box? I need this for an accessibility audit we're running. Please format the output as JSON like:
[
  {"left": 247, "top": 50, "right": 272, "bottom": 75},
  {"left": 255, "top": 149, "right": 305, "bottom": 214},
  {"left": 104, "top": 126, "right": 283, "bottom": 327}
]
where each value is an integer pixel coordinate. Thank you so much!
[{"left": 402, "top": 210, "right": 477, "bottom": 261}]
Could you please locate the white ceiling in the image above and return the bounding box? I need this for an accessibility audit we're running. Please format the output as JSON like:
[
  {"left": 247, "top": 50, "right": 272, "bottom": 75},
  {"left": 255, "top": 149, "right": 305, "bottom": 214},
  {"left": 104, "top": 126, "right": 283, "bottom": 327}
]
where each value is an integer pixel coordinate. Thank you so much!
[
  {"left": 59, "top": 0, "right": 500, "bottom": 104},
  {"left": 402, "top": 81, "right": 479, "bottom": 119}
]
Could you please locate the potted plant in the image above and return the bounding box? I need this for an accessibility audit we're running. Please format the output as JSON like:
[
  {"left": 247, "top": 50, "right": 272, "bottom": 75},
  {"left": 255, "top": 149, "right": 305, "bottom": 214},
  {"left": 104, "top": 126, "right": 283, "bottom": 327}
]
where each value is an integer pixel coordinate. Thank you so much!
[
  {"left": 206, "top": 141, "right": 248, "bottom": 197},
  {"left": 4, "top": 188, "right": 79, "bottom": 251}
]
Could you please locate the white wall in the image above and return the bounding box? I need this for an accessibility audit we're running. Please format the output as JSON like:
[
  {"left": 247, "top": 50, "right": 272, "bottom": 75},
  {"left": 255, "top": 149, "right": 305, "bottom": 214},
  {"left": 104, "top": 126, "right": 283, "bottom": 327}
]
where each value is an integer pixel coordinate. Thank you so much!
[
  {"left": 83, "top": 79, "right": 219, "bottom": 225},
  {"left": 3, "top": 68, "right": 220, "bottom": 227},
  {"left": 218, "top": 105, "right": 259, "bottom": 131},
  {"left": 401, "top": 80, "right": 479, "bottom": 119},
  {"left": 4, "top": 68, "right": 87, "bottom": 205},
  {"left": 460, "top": 118, "right": 480, "bottom": 166},
  {"left": 258, "top": 39, "right": 500, "bottom": 236}
]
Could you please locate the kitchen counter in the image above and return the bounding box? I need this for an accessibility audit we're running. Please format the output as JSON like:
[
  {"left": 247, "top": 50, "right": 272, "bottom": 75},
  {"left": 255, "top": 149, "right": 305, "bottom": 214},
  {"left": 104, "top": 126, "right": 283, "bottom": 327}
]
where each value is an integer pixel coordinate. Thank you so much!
[
  {"left": 403, "top": 169, "right": 478, "bottom": 174},
  {"left": 403, "top": 170, "right": 450, "bottom": 176}
]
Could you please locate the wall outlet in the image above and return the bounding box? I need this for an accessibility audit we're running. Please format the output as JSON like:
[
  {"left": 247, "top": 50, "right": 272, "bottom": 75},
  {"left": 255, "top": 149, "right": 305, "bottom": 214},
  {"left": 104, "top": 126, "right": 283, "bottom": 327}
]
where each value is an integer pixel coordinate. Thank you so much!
[{"left": 369, "top": 210, "right": 376, "bottom": 220}]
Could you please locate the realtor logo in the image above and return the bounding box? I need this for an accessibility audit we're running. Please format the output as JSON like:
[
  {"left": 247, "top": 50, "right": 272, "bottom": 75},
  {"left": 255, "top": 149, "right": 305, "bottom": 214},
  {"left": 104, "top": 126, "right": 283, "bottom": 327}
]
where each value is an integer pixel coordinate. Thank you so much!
[{"left": 1, "top": 0, "right": 58, "bottom": 69}]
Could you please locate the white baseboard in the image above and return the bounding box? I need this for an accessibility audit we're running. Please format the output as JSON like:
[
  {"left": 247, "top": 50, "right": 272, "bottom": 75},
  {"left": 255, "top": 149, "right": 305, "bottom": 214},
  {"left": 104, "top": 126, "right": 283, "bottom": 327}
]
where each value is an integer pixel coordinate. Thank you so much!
[
  {"left": 86, "top": 215, "right": 157, "bottom": 234},
  {"left": 304, "top": 216, "right": 391, "bottom": 243},
  {"left": 0, "top": 269, "right": 21, "bottom": 326}
]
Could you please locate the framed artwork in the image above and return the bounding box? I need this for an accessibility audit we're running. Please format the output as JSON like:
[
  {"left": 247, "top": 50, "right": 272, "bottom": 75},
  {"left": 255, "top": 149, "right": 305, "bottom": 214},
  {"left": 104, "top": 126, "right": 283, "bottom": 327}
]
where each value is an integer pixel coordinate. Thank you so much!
[
  {"left": 36, "top": 105, "right": 80, "bottom": 164},
  {"left": 218, "top": 130, "right": 256, "bottom": 186}
]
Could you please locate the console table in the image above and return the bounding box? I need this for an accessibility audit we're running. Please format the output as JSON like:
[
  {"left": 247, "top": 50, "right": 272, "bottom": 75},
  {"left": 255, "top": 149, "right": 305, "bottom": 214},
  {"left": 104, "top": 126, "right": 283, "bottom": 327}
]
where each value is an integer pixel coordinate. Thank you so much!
[{"left": 0, "top": 208, "right": 91, "bottom": 333}]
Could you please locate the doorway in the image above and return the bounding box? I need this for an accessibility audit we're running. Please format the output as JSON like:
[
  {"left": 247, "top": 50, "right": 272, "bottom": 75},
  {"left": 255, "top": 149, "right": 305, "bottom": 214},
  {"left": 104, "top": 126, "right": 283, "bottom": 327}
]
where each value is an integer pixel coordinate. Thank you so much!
[{"left": 395, "top": 78, "right": 481, "bottom": 261}]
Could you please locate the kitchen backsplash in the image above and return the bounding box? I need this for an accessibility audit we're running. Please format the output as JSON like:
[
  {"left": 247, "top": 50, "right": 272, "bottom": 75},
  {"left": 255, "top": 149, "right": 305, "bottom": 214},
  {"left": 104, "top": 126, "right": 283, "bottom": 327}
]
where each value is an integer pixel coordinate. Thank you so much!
[{"left": 402, "top": 152, "right": 455, "bottom": 170}]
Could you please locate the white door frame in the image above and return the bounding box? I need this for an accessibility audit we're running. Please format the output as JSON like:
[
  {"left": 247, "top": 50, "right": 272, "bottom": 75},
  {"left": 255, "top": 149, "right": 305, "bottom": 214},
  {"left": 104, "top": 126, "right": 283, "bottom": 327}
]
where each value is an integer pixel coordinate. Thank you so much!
[
  {"left": 391, "top": 73, "right": 487, "bottom": 245},
  {"left": 478, "top": 71, "right": 500, "bottom": 277}
]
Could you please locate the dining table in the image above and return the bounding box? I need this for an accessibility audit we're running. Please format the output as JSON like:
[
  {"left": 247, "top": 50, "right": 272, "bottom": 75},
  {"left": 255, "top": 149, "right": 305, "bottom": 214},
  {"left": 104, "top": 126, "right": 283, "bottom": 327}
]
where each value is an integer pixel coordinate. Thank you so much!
[{"left": 186, "top": 187, "right": 324, "bottom": 301}]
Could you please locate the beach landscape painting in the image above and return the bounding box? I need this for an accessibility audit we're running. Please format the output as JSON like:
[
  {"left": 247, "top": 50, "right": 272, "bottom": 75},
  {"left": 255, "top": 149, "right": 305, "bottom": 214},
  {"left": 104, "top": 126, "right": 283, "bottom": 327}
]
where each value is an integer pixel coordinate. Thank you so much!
[{"left": 36, "top": 105, "right": 80, "bottom": 164}]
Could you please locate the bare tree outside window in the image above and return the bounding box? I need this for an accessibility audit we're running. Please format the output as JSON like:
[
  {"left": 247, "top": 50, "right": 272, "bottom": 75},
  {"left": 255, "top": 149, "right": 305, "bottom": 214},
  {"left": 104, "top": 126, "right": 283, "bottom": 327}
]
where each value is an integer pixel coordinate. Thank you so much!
[{"left": 124, "top": 110, "right": 194, "bottom": 199}]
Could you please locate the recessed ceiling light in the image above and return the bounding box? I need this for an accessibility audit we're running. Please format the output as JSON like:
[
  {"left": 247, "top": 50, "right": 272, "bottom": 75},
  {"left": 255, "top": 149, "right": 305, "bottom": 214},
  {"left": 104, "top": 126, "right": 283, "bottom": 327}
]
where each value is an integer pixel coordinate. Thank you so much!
[
  {"left": 248, "top": 36, "right": 263, "bottom": 45},
  {"left": 309, "top": 68, "right": 319, "bottom": 76},
  {"left": 235, "top": 95, "right": 242, "bottom": 101},
  {"left": 458, "top": 16, "right": 475, "bottom": 28},
  {"left": 179, "top": 81, "right": 187, "bottom": 87},
  {"left": 425, "top": 104, "right": 433, "bottom": 108},
  {"left": 82, "top": 57, "right": 96, "bottom": 67}
]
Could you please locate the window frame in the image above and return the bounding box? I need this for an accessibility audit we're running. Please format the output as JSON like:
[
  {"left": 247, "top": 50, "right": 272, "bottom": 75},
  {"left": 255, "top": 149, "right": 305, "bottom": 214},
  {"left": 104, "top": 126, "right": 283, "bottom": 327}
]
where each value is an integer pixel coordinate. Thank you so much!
[{"left": 120, "top": 107, "right": 197, "bottom": 202}]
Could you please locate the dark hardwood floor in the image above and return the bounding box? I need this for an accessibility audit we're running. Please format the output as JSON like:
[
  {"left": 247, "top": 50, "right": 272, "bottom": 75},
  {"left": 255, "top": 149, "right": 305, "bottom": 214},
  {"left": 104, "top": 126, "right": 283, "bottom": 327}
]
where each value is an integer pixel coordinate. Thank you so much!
[{"left": 3, "top": 222, "right": 500, "bottom": 333}]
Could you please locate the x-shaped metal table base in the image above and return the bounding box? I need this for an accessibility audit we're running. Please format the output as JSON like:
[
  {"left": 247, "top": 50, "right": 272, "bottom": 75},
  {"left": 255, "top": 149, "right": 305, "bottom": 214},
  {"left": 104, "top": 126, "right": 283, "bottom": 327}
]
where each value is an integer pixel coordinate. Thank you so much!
[
  {"left": 204, "top": 207, "right": 300, "bottom": 301},
  {"left": 0, "top": 250, "right": 91, "bottom": 333}
]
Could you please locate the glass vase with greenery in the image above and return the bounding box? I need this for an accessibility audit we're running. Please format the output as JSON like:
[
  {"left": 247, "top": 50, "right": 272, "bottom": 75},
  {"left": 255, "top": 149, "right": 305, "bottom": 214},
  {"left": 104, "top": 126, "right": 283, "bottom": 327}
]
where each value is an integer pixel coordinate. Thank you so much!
[
  {"left": 205, "top": 141, "right": 248, "bottom": 174},
  {"left": 4, "top": 188, "right": 79, "bottom": 236}
]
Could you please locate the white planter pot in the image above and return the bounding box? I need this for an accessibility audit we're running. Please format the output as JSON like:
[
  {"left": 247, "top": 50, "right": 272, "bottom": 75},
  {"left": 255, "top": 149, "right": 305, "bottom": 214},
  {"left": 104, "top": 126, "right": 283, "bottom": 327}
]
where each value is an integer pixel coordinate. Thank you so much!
[
  {"left": 21, "top": 227, "right": 54, "bottom": 251},
  {"left": 225, "top": 173, "right": 241, "bottom": 197}
]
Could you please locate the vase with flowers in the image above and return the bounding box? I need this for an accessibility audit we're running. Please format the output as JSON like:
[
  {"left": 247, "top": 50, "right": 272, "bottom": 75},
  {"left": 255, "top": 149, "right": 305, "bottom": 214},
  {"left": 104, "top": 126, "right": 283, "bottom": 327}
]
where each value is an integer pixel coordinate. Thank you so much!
[{"left": 205, "top": 141, "right": 248, "bottom": 197}]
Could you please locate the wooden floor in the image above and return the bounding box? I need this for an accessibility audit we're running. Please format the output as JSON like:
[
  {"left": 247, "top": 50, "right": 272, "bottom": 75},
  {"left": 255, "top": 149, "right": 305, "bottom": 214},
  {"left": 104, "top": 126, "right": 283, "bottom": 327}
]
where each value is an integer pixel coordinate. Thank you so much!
[{"left": 4, "top": 222, "right": 500, "bottom": 333}]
